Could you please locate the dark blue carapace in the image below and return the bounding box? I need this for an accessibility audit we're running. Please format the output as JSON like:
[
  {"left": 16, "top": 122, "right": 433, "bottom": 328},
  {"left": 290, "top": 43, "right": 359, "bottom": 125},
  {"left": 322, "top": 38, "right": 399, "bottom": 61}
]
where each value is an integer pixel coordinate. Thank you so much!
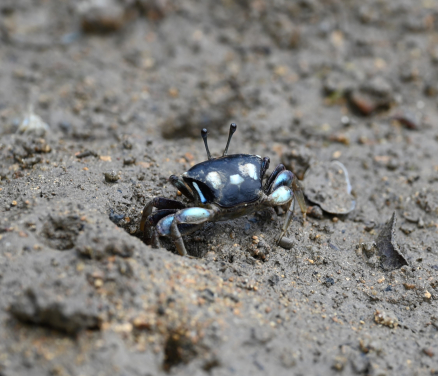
[
  {"left": 140, "top": 123, "right": 307, "bottom": 256},
  {"left": 183, "top": 154, "right": 263, "bottom": 208}
]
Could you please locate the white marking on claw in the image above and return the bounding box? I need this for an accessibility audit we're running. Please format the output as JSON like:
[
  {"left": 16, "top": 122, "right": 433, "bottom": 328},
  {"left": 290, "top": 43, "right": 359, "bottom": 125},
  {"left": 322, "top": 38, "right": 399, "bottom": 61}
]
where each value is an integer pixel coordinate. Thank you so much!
[
  {"left": 206, "top": 171, "right": 222, "bottom": 189},
  {"left": 230, "top": 174, "right": 244, "bottom": 185},
  {"left": 239, "top": 163, "right": 257, "bottom": 180}
]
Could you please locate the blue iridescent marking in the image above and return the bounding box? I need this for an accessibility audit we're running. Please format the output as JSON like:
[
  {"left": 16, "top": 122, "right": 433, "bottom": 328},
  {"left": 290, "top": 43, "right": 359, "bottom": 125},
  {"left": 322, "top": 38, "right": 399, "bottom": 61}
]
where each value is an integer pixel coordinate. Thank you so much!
[
  {"left": 271, "top": 186, "right": 292, "bottom": 205},
  {"left": 192, "top": 182, "right": 207, "bottom": 203},
  {"left": 177, "top": 207, "right": 210, "bottom": 223},
  {"left": 156, "top": 215, "right": 174, "bottom": 236},
  {"left": 271, "top": 171, "right": 293, "bottom": 192}
]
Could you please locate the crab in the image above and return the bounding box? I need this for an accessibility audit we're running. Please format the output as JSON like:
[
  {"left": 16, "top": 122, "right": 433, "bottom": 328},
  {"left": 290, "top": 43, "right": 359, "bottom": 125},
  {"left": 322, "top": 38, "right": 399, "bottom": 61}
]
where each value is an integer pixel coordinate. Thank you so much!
[{"left": 140, "top": 123, "right": 307, "bottom": 256}]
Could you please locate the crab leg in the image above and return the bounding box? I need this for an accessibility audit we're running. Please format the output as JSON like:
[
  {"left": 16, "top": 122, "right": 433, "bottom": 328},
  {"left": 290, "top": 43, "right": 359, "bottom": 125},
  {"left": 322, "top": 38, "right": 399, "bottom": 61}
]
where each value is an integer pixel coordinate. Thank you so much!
[
  {"left": 291, "top": 175, "right": 307, "bottom": 220},
  {"left": 155, "top": 214, "right": 204, "bottom": 238},
  {"left": 167, "top": 207, "right": 215, "bottom": 256},
  {"left": 143, "top": 209, "right": 178, "bottom": 248},
  {"left": 140, "top": 197, "right": 186, "bottom": 246},
  {"left": 267, "top": 174, "right": 307, "bottom": 246},
  {"left": 266, "top": 186, "right": 295, "bottom": 245}
]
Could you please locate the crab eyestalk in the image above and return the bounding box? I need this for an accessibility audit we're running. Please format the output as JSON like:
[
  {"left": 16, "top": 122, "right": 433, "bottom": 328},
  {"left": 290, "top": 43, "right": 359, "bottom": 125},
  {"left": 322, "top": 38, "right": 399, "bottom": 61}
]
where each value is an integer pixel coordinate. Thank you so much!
[
  {"left": 201, "top": 128, "right": 212, "bottom": 160},
  {"left": 223, "top": 123, "right": 237, "bottom": 156}
]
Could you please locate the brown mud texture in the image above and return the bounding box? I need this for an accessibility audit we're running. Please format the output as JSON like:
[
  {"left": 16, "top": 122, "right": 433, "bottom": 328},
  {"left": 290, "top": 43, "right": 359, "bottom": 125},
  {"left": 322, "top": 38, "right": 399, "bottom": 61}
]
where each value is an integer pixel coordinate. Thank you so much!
[{"left": 1, "top": 1, "right": 438, "bottom": 375}]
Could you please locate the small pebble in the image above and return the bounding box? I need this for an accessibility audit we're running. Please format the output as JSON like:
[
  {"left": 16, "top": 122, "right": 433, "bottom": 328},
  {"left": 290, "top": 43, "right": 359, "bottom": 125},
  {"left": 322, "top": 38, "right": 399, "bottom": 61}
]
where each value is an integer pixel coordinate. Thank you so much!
[
  {"left": 307, "top": 205, "right": 323, "bottom": 219},
  {"left": 123, "top": 157, "right": 136, "bottom": 166},
  {"left": 278, "top": 237, "right": 294, "bottom": 250},
  {"left": 123, "top": 140, "right": 133, "bottom": 150},
  {"left": 104, "top": 171, "right": 119, "bottom": 182},
  {"left": 341, "top": 116, "right": 351, "bottom": 126}
]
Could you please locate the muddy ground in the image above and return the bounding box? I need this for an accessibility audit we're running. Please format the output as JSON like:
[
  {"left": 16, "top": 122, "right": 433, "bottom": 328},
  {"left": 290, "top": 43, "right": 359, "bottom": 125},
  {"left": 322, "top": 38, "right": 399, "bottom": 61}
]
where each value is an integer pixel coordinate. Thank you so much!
[{"left": 0, "top": 0, "right": 438, "bottom": 375}]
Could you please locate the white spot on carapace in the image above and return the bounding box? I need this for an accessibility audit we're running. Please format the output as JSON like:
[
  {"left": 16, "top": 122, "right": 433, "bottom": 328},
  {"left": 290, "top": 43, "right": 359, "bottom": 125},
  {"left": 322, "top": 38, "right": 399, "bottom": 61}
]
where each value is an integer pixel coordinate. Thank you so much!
[
  {"left": 229, "top": 174, "right": 244, "bottom": 185},
  {"left": 239, "top": 163, "right": 257, "bottom": 180},
  {"left": 206, "top": 171, "right": 222, "bottom": 189}
]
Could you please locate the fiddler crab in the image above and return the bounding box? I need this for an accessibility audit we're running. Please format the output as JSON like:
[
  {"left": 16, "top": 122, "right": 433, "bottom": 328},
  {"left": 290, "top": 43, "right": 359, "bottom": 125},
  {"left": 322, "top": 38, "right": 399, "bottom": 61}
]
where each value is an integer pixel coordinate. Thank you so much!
[{"left": 140, "top": 123, "right": 307, "bottom": 256}]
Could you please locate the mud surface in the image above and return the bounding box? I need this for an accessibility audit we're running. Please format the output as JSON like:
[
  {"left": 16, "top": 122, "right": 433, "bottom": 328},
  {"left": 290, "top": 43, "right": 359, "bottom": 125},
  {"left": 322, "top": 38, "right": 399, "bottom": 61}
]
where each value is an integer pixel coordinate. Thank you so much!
[{"left": 1, "top": 1, "right": 438, "bottom": 375}]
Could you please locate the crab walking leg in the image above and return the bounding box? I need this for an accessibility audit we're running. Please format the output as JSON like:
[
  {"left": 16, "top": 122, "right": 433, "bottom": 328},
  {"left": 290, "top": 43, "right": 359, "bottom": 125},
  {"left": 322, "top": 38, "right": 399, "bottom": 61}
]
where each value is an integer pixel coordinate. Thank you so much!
[
  {"left": 265, "top": 185, "right": 296, "bottom": 245},
  {"left": 276, "top": 197, "right": 295, "bottom": 245},
  {"left": 156, "top": 215, "right": 204, "bottom": 237},
  {"left": 268, "top": 170, "right": 297, "bottom": 243},
  {"left": 155, "top": 213, "right": 206, "bottom": 252},
  {"left": 140, "top": 197, "right": 186, "bottom": 231},
  {"left": 169, "top": 207, "right": 215, "bottom": 256},
  {"left": 267, "top": 176, "right": 307, "bottom": 246},
  {"left": 140, "top": 197, "right": 186, "bottom": 246},
  {"left": 145, "top": 209, "right": 179, "bottom": 248},
  {"left": 291, "top": 175, "right": 307, "bottom": 220}
]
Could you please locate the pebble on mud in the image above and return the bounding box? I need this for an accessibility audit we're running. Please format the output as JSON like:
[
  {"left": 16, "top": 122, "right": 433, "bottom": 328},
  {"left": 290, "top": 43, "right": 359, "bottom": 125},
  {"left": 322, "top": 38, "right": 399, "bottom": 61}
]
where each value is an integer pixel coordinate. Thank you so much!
[
  {"left": 104, "top": 170, "right": 120, "bottom": 182},
  {"left": 422, "top": 348, "right": 434, "bottom": 357},
  {"left": 332, "top": 356, "right": 347, "bottom": 371},
  {"left": 374, "top": 309, "right": 398, "bottom": 328},
  {"left": 361, "top": 242, "right": 377, "bottom": 257},
  {"left": 278, "top": 237, "right": 294, "bottom": 250},
  {"left": 76, "top": 150, "right": 98, "bottom": 158},
  {"left": 123, "top": 156, "right": 136, "bottom": 166},
  {"left": 391, "top": 110, "right": 422, "bottom": 130},
  {"left": 17, "top": 107, "right": 50, "bottom": 137},
  {"left": 347, "top": 77, "right": 393, "bottom": 116},
  {"left": 307, "top": 205, "right": 324, "bottom": 219},
  {"left": 77, "top": 0, "right": 132, "bottom": 34}
]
